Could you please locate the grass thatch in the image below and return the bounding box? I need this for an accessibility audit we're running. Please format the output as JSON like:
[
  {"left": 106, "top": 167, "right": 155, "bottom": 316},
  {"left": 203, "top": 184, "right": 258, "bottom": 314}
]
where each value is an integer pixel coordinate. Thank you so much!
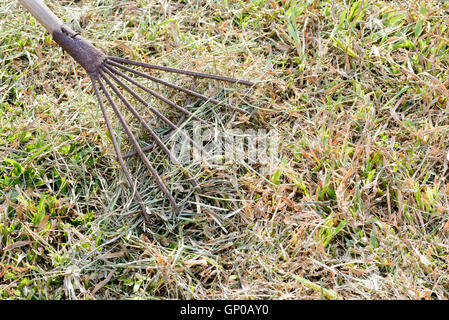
[{"left": 1, "top": 0, "right": 449, "bottom": 299}]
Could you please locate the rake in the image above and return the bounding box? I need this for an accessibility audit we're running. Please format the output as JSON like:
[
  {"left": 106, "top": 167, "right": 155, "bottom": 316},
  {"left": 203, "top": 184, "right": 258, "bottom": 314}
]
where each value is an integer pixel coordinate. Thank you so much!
[{"left": 18, "top": 0, "right": 254, "bottom": 221}]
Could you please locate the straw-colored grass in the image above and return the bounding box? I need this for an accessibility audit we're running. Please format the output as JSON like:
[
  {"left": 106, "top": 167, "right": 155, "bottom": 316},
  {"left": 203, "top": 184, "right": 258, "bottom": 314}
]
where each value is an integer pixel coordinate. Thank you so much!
[{"left": 1, "top": 0, "right": 449, "bottom": 299}]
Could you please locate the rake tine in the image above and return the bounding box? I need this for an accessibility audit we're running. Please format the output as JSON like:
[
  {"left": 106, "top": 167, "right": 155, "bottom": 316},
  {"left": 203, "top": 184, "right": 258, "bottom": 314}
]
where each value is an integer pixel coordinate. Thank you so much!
[
  {"left": 106, "top": 60, "right": 250, "bottom": 115},
  {"left": 104, "top": 64, "right": 212, "bottom": 160},
  {"left": 99, "top": 68, "right": 199, "bottom": 188},
  {"left": 122, "top": 114, "right": 186, "bottom": 160},
  {"left": 103, "top": 63, "right": 206, "bottom": 125},
  {"left": 108, "top": 56, "right": 255, "bottom": 86},
  {"left": 90, "top": 75, "right": 151, "bottom": 221},
  {"left": 121, "top": 79, "right": 193, "bottom": 160},
  {"left": 96, "top": 74, "right": 180, "bottom": 214}
]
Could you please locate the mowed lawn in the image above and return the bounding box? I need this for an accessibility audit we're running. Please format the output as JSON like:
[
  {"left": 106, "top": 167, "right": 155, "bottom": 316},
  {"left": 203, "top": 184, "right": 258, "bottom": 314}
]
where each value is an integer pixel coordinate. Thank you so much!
[{"left": 1, "top": 0, "right": 449, "bottom": 299}]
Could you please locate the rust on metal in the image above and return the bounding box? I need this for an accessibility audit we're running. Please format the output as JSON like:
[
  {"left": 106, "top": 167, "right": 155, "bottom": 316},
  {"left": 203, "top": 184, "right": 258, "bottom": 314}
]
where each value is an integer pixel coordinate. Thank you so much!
[{"left": 52, "top": 25, "right": 106, "bottom": 74}]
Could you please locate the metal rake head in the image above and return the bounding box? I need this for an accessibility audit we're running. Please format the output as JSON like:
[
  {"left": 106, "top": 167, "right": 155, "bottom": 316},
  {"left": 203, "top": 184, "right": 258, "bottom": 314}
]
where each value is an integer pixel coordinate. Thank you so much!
[
  {"left": 90, "top": 57, "right": 253, "bottom": 220},
  {"left": 18, "top": 0, "right": 255, "bottom": 221}
]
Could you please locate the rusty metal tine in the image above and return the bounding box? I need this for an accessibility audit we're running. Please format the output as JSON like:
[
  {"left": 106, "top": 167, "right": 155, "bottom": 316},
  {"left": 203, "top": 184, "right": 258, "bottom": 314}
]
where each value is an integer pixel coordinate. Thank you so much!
[
  {"left": 108, "top": 56, "right": 255, "bottom": 86},
  {"left": 19, "top": 0, "right": 255, "bottom": 219},
  {"left": 100, "top": 68, "right": 199, "bottom": 188},
  {"left": 96, "top": 74, "right": 180, "bottom": 214},
  {"left": 122, "top": 114, "right": 186, "bottom": 160},
  {"left": 90, "top": 75, "right": 151, "bottom": 221},
  {"left": 103, "top": 62, "right": 206, "bottom": 124},
  {"left": 120, "top": 75, "right": 194, "bottom": 161},
  {"left": 106, "top": 60, "right": 250, "bottom": 115},
  {"left": 104, "top": 64, "right": 212, "bottom": 160}
]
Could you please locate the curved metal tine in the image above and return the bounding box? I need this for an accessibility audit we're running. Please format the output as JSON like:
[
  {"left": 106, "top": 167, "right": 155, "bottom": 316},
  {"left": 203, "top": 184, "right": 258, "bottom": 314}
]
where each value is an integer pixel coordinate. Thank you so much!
[
  {"left": 121, "top": 79, "right": 194, "bottom": 160},
  {"left": 103, "top": 63, "right": 213, "bottom": 161},
  {"left": 105, "top": 60, "right": 250, "bottom": 115},
  {"left": 108, "top": 56, "right": 255, "bottom": 86},
  {"left": 102, "top": 64, "right": 206, "bottom": 125},
  {"left": 99, "top": 68, "right": 199, "bottom": 188},
  {"left": 122, "top": 114, "right": 186, "bottom": 160},
  {"left": 96, "top": 74, "right": 180, "bottom": 214},
  {"left": 90, "top": 75, "right": 151, "bottom": 222}
]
